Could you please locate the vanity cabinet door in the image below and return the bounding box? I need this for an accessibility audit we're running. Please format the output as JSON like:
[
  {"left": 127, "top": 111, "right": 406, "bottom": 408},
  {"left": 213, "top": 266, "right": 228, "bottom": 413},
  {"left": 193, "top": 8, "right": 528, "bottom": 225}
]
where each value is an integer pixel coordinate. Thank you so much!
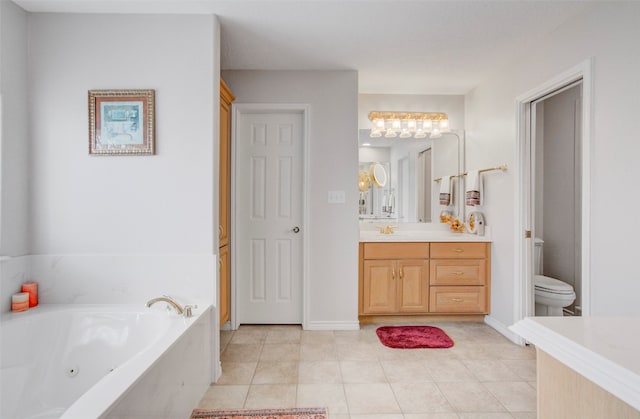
[
  {"left": 362, "top": 260, "right": 397, "bottom": 314},
  {"left": 397, "top": 260, "right": 429, "bottom": 313}
]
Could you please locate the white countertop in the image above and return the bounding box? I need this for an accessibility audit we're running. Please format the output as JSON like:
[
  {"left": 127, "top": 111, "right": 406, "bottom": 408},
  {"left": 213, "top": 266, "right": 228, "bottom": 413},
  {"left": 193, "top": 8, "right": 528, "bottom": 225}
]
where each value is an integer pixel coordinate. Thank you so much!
[
  {"left": 359, "top": 223, "right": 491, "bottom": 242},
  {"left": 510, "top": 316, "right": 640, "bottom": 411}
]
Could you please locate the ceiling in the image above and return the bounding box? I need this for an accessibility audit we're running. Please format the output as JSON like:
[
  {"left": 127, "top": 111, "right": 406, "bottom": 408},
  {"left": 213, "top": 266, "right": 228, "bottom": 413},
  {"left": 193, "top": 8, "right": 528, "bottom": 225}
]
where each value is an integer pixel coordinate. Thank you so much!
[{"left": 13, "top": 0, "right": 597, "bottom": 94}]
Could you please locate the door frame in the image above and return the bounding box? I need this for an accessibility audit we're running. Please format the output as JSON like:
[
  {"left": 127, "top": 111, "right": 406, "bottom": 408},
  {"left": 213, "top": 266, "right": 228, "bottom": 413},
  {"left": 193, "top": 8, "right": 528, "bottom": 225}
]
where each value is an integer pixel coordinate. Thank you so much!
[
  {"left": 514, "top": 59, "right": 593, "bottom": 335},
  {"left": 230, "top": 103, "right": 310, "bottom": 330}
]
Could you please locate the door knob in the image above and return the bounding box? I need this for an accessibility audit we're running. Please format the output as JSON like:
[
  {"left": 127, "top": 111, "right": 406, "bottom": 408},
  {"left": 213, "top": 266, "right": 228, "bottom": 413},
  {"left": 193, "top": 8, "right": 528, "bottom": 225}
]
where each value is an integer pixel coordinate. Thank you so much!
[{"left": 292, "top": 226, "right": 300, "bottom": 233}]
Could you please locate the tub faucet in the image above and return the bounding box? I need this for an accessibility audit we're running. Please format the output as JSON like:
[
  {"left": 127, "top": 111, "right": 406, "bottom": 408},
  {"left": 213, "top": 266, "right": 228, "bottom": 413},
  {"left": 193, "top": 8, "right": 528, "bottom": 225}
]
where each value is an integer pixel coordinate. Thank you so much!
[{"left": 146, "top": 295, "right": 184, "bottom": 315}]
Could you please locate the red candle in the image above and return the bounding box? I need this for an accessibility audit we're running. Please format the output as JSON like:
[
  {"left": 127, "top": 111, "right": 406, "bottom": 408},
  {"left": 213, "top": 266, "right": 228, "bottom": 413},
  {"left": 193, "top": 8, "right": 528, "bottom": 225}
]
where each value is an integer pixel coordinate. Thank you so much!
[{"left": 21, "top": 282, "right": 38, "bottom": 307}]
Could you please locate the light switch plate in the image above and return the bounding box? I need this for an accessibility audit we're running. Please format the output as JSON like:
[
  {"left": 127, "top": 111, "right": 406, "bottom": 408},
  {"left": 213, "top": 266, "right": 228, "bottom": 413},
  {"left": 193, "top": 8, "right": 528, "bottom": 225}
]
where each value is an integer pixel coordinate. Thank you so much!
[{"left": 328, "top": 190, "right": 346, "bottom": 204}]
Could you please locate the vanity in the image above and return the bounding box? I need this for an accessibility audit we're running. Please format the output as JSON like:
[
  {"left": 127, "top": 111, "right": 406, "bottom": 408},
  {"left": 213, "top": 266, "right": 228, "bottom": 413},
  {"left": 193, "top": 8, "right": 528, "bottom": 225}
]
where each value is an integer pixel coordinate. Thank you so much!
[
  {"left": 358, "top": 126, "right": 492, "bottom": 322},
  {"left": 358, "top": 227, "right": 491, "bottom": 323}
]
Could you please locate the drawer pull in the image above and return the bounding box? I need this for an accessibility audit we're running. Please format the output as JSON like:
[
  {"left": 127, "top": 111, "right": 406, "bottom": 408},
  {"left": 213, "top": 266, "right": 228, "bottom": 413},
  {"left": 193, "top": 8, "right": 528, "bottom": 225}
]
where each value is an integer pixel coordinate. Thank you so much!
[
  {"left": 450, "top": 298, "right": 464, "bottom": 303},
  {"left": 452, "top": 271, "right": 464, "bottom": 275},
  {"left": 399, "top": 268, "right": 404, "bottom": 279},
  {"left": 454, "top": 248, "right": 464, "bottom": 253},
  {"left": 392, "top": 268, "right": 396, "bottom": 280}
]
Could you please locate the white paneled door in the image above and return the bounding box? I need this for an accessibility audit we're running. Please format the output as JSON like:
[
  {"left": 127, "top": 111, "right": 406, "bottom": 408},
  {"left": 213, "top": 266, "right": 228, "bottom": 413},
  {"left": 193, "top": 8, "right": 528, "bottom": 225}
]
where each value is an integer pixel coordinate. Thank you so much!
[{"left": 235, "top": 110, "right": 304, "bottom": 324}]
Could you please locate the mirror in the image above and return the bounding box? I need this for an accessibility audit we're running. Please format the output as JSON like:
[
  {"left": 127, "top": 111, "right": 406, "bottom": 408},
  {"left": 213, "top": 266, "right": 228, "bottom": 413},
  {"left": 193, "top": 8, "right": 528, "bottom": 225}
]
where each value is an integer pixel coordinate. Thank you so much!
[
  {"left": 358, "top": 129, "right": 464, "bottom": 223},
  {"left": 370, "top": 163, "right": 387, "bottom": 187}
]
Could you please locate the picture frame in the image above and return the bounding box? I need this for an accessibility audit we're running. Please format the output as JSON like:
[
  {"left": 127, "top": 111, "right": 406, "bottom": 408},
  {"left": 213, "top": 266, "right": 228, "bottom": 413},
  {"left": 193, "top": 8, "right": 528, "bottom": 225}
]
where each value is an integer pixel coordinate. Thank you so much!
[{"left": 88, "top": 89, "right": 155, "bottom": 155}]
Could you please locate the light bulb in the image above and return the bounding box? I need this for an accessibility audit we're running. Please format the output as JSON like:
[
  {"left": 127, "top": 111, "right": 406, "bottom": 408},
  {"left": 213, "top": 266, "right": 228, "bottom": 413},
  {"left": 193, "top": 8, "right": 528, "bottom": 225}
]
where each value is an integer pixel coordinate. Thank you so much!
[
  {"left": 407, "top": 119, "right": 417, "bottom": 131},
  {"left": 439, "top": 119, "right": 450, "bottom": 132},
  {"left": 391, "top": 119, "right": 401, "bottom": 131},
  {"left": 430, "top": 126, "right": 442, "bottom": 139},
  {"left": 374, "top": 118, "right": 385, "bottom": 129},
  {"left": 423, "top": 119, "right": 433, "bottom": 132}
]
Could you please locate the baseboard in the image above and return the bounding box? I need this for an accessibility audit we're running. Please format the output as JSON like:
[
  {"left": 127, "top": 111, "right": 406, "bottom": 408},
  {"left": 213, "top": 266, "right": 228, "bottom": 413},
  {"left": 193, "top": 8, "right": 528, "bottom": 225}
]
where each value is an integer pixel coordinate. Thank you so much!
[
  {"left": 484, "top": 315, "right": 526, "bottom": 345},
  {"left": 359, "top": 314, "right": 485, "bottom": 324},
  {"left": 304, "top": 320, "right": 360, "bottom": 331}
]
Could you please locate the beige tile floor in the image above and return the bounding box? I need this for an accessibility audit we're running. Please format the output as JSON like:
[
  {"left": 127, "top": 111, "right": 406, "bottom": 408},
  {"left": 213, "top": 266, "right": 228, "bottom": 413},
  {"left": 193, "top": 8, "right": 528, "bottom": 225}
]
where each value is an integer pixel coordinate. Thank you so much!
[{"left": 198, "top": 323, "right": 537, "bottom": 419}]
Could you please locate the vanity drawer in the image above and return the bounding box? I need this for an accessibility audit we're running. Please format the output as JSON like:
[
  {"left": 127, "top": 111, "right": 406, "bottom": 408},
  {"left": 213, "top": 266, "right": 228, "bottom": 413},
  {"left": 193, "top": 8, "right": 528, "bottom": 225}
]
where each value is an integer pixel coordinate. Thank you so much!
[
  {"left": 363, "top": 242, "right": 429, "bottom": 260},
  {"left": 430, "top": 242, "right": 487, "bottom": 259},
  {"left": 429, "top": 286, "right": 487, "bottom": 313},
  {"left": 430, "top": 260, "right": 486, "bottom": 286}
]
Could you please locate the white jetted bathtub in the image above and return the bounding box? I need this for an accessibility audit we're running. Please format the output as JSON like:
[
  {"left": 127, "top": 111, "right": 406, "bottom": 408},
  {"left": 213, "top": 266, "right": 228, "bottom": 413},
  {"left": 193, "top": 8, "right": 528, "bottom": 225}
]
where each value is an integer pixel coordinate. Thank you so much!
[{"left": 0, "top": 304, "right": 212, "bottom": 419}]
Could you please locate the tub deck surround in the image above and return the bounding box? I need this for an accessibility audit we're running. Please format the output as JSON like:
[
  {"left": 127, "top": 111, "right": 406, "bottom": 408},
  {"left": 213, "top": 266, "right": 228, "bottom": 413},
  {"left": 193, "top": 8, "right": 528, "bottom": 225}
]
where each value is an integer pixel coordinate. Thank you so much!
[
  {"left": 0, "top": 304, "right": 213, "bottom": 419},
  {"left": 511, "top": 317, "right": 640, "bottom": 416}
]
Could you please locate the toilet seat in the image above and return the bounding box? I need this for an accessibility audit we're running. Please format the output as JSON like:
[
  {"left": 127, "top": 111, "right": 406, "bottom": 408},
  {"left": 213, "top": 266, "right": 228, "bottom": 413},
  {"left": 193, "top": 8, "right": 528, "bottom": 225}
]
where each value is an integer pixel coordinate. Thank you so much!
[{"left": 534, "top": 275, "right": 575, "bottom": 296}]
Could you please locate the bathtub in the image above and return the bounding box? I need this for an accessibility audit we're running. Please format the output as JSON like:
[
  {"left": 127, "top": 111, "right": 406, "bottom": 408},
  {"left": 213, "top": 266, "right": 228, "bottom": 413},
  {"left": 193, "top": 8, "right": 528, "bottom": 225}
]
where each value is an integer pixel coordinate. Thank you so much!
[{"left": 0, "top": 304, "right": 213, "bottom": 419}]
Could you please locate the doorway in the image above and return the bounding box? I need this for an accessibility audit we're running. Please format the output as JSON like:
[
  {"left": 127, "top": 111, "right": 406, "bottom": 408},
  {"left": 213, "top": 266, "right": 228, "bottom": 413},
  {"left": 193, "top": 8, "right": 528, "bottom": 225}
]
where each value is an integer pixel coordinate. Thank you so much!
[
  {"left": 515, "top": 60, "right": 592, "bottom": 325},
  {"left": 232, "top": 105, "right": 308, "bottom": 327},
  {"left": 531, "top": 82, "right": 583, "bottom": 315}
]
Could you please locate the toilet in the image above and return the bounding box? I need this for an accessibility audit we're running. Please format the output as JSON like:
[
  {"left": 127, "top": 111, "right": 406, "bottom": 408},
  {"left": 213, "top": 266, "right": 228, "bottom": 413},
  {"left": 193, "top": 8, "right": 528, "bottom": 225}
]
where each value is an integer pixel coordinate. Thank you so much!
[{"left": 534, "top": 238, "right": 576, "bottom": 316}]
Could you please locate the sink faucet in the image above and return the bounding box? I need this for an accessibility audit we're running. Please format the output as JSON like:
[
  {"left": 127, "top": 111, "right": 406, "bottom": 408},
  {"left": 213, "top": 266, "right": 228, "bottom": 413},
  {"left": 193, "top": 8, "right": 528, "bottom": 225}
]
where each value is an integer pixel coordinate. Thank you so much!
[
  {"left": 376, "top": 224, "right": 397, "bottom": 234},
  {"left": 146, "top": 295, "right": 185, "bottom": 315}
]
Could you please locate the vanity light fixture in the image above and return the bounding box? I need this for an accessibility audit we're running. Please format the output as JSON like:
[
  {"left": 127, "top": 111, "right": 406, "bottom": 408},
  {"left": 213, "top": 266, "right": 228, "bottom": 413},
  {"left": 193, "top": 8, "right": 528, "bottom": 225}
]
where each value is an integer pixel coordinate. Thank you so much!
[{"left": 368, "top": 111, "right": 450, "bottom": 139}]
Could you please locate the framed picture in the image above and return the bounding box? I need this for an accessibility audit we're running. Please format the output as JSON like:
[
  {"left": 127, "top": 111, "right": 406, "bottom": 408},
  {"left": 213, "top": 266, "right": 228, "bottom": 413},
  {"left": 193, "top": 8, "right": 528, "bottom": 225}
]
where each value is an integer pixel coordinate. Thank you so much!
[{"left": 88, "top": 89, "right": 155, "bottom": 155}]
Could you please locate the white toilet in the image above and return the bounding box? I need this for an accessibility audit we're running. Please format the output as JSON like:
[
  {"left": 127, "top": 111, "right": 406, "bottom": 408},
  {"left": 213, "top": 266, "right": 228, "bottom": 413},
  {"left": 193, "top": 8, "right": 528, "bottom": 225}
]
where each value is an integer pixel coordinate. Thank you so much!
[{"left": 534, "top": 238, "right": 576, "bottom": 316}]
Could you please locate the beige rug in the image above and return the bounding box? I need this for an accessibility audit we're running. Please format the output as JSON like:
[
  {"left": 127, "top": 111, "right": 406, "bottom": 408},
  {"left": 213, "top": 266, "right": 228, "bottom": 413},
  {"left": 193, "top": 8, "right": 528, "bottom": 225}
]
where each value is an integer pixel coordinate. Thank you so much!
[{"left": 190, "top": 407, "right": 327, "bottom": 419}]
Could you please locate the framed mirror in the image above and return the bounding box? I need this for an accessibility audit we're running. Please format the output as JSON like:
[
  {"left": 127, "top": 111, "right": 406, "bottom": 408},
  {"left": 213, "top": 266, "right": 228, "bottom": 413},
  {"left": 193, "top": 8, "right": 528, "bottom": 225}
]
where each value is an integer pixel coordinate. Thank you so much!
[{"left": 358, "top": 129, "right": 464, "bottom": 223}]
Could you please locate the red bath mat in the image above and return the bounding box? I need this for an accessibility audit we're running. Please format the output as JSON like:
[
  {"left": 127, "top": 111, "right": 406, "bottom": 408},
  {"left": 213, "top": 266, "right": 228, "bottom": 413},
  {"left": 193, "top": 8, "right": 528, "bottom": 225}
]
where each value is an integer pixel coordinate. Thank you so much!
[{"left": 376, "top": 325, "right": 454, "bottom": 349}]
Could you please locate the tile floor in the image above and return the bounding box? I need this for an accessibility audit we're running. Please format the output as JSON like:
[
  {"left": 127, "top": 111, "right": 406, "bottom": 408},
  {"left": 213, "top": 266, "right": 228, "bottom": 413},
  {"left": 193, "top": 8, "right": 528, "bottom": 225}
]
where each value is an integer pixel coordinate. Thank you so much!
[{"left": 197, "top": 323, "right": 537, "bottom": 419}]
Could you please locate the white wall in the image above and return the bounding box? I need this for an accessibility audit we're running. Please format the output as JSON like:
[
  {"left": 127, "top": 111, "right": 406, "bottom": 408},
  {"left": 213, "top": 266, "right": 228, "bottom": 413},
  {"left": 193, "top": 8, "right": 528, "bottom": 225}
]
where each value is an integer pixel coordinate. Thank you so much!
[
  {"left": 466, "top": 3, "right": 640, "bottom": 333},
  {"left": 0, "top": 0, "right": 29, "bottom": 256},
  {"left": 0, "top": 12, "right": 220, "bottom": 316},
  {"left": 222, "top": 70, "right": 360, "bottom": 328},
  {"left": 28, "top": 13, "right": 216, "bottom": 255},
  {"left": 0, "top": 0, "right": 30, "bottom": 314}
]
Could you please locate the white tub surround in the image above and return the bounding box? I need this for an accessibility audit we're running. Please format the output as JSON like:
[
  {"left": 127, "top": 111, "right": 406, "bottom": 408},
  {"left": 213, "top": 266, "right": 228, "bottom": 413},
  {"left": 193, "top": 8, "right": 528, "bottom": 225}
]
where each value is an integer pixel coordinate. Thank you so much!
[
  {"left": 511, "top": 317, "right": 640, "bottom": 416},
  {"left": 359, "top": 223, "right": 491, "bottom": 243},
  {"left": 1, "top": 304, "right": 213, "bottom": 419}
]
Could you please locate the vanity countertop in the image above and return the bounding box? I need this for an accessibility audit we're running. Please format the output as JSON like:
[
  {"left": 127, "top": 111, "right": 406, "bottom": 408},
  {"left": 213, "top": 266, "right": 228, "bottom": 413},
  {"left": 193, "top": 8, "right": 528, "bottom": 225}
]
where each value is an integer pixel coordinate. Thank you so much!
[
  {"left": 360, "top": 222, "right": 491, "bottom": 243},
  {"left": 359, "top": 225, "right": 491, "bottom": 243},
  {"left": 510, "top": 316, "right": 640, "bottom": 411}
]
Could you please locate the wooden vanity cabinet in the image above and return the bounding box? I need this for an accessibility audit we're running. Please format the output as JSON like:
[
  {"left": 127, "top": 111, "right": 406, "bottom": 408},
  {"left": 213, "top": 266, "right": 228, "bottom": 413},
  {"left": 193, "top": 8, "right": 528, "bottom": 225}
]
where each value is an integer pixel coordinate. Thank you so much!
[
  {"left": 429, "top": 242, "right": 490, "bottom": 314},
  {"left": 359, "top": 241, "right": 491, "bottom": 320},
  {"left": 361, "top": 243, "right": 429, "bottom": 315}
]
